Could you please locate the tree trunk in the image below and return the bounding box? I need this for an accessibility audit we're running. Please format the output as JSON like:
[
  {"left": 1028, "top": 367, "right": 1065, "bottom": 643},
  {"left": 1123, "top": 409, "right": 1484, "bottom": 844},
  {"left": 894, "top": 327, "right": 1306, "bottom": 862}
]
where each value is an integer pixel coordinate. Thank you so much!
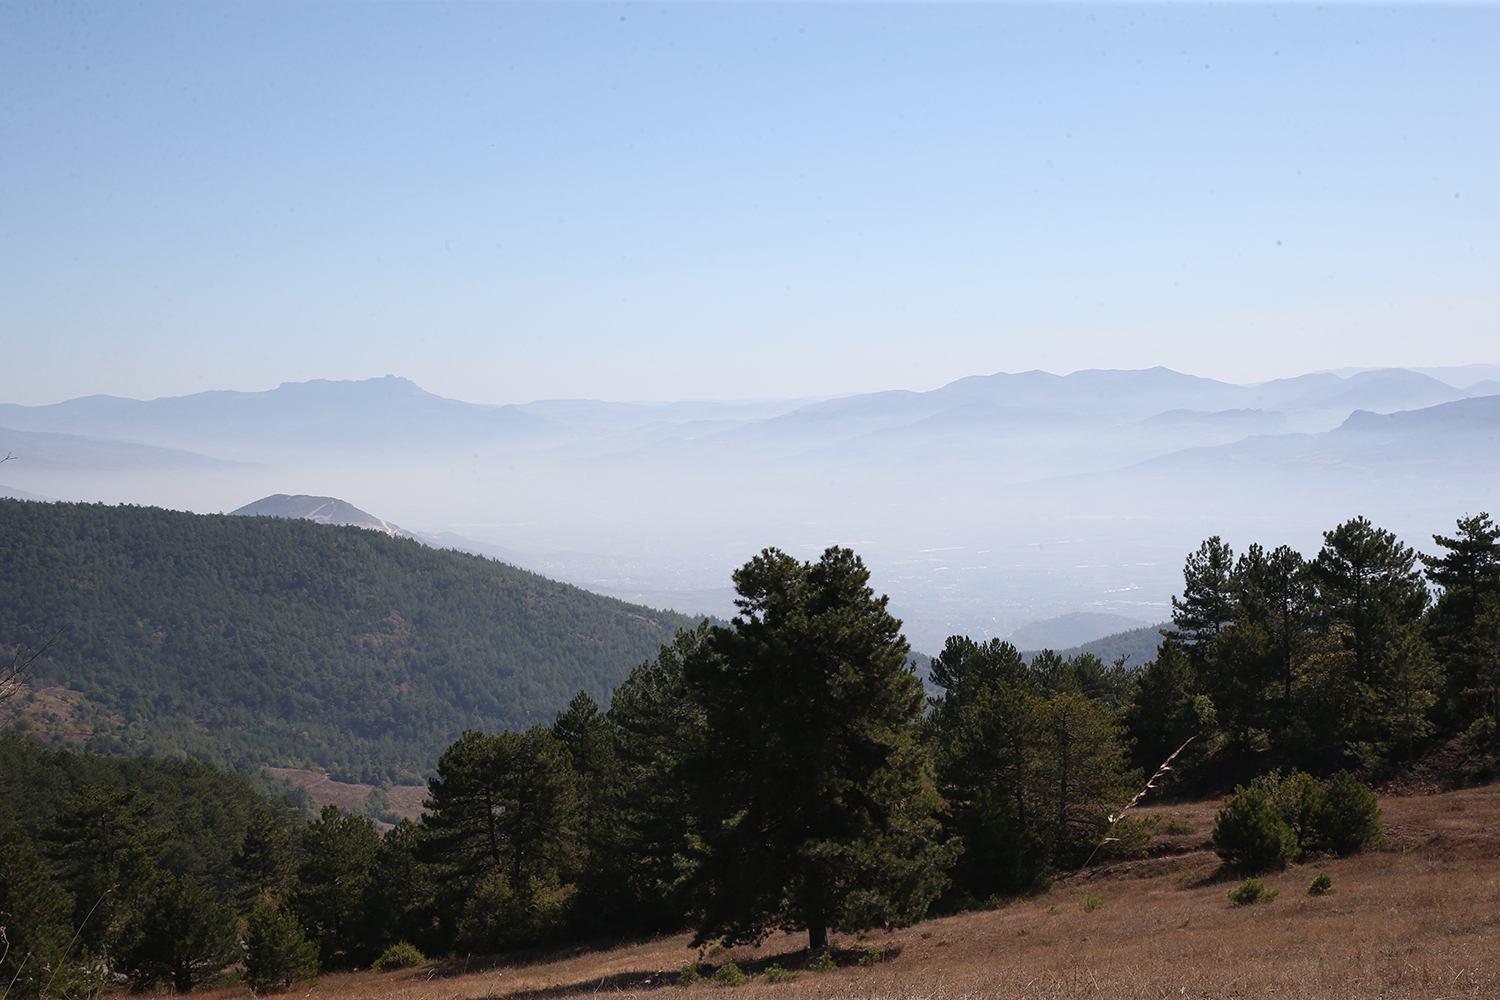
[{"left": 808, "top": 923, "right": 828, "bottom": 951}]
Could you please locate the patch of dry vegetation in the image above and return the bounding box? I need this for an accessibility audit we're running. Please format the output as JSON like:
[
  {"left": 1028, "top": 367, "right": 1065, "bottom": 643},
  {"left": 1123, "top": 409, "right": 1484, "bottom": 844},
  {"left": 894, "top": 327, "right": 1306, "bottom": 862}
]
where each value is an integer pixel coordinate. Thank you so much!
[
  {"left": 264, "top": 767, "right": 427, "bottom": 824},
  {"left": 185, "top": 786, "right": 1500, "bottom": 1000},
  {"left": 0, "top": 684, "right": 101, "bottom": 743}
]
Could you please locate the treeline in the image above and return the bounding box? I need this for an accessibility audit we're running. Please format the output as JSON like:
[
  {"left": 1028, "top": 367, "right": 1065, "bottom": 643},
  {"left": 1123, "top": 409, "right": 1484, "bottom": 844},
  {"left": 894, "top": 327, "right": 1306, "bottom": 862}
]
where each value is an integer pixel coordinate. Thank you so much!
[
  {"left": 8, "top": 515, "right": 1493, "bottom": 993},
  {"left": 0, "top": 548, "right": 1145, "bottom": 994},
  {"left": 0, "top": 499, "right": 698, "bottom": 782},
  {"left": 1139, "top": 512, "right": 1500, "bottom": 775},
  {"left": 0, "top": 733, "right": 273, "bottom": 995}
]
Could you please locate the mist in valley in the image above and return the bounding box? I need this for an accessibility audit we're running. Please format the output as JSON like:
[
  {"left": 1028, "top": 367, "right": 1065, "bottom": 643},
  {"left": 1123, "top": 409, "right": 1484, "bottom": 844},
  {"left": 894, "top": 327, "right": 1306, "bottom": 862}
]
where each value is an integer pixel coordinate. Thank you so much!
[{"left": 5, "top": 364, "right": 1497, "bottom": 653}]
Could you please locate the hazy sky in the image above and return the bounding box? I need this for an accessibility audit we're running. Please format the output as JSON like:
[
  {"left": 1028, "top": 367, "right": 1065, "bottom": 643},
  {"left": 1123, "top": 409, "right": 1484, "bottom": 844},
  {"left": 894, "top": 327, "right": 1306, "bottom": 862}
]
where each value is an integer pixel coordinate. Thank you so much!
[{"left": 4, "top": 2, "right": 1497, "bottom": 407}]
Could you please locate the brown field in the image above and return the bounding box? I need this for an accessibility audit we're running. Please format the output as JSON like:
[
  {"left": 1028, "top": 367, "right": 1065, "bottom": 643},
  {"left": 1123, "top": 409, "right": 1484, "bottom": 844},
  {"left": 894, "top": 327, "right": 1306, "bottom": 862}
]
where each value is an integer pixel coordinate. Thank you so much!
[
  {"left": 264, "top": 767, "right": 428, "bottom": 827},
  {"left": 188, "top": 784, "right": 1500, "bottom": 1000}
]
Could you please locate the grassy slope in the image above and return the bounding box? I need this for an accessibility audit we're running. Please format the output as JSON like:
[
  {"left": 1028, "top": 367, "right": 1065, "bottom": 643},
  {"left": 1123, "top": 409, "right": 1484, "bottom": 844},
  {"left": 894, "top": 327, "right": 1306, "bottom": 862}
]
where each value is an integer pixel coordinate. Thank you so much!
[{"left": 191, "top": 785, "right": 1500, "bottom": 1000}]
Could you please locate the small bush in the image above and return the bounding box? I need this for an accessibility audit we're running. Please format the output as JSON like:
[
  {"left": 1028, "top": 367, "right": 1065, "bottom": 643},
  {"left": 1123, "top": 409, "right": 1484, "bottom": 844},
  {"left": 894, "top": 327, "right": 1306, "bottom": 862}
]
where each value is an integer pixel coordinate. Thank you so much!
[
  {"left": 858, "top": 947, "right": 883, "bottom": 967},
  {"left": 372, "top": 942, "right": 426, "bottom": 971},
  {"left": 457, "top": 870, "right": 571, "bottom": 952},
  {"left": 1162, "top": 816, "right": 1197, "bottom": 835},
  {"left": 1099, "top": 815, "right": 1161, "bottom": 857},
  {"left": 1078, "top": 895, "right": 1104, "bottom": 912},
  {"left": 810, "top": 951, "right": 837, "bottom": 973},
  {"left": 1308, "top": 872, "right": 1335, "bottom": 895},
  {"left": 762, "top": 964, "right": 800, "bottom": 983},
  {"left": 714, "top": 963, "right": 750, "bottom": 986},
  {"left": 1260, "top": 769, "right": 1323, "bottom": 847},
  {"left": 1227, "top": 878, "right": 1280, "bottom": 905},
  {"left": 1311, "top": 771, "right": 1382, "bottom": 855},
  {"left": 1212, "top": 785, "right": 1298, "bottom": 871},
  {"left": 243, "top": 905, "right": 318, "bottom": 993},
  {"left": 677, "top": 964, "right": 704, "bottom": 986}
]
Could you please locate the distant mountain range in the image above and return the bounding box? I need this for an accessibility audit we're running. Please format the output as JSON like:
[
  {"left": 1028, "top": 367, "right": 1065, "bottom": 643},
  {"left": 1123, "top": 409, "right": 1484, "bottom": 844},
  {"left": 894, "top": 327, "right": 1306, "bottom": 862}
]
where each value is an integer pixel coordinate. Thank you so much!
[{"left": 3, "top": 365, "right": 1496, "bottom": 652}]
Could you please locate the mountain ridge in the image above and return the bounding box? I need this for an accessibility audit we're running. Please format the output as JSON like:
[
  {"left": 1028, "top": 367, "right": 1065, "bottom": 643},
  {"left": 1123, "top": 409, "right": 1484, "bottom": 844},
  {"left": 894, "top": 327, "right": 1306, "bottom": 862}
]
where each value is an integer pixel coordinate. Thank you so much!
[
  {"left": 3, "top": 365, "right": 1496, "bottom": 651},
  {"left": 0, "top": 498, "right": 701, "bottom": 782}
]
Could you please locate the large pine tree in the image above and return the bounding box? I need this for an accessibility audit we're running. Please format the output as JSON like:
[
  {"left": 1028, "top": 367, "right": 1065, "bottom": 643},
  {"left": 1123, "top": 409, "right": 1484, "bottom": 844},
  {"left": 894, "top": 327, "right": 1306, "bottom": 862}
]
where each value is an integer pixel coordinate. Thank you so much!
[{"left": 677, "top": 546, "right": 954, "bottom": 950}]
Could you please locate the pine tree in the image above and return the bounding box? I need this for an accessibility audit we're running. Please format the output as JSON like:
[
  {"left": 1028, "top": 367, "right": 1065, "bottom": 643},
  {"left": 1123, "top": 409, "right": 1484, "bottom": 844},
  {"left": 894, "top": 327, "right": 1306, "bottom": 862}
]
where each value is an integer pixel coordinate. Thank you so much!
[
  {"left": 1365, "top": 629, "right": 1442, "bottom": 766},
  {"left": 295, "top": 805, "right": 381, "bottom": 965},
  {"left": 1312, "top": 517, "right": 1428, "bottom": 739},
  {"left": 1234, "top": 542, "right": 1313, "bottom": 710},
  {"left": 602, "top": 625, "right": 710, "bottom": 931},
  {"left": 233, "top": 807, "right": 298, "bottom": 911},
  {"left": 0, "top": 825, "right": 86, "bottom": 1000},
  {"left": 1422, "top": 512, "right": 1500, "bottom": 602},
  {"left": 421, "top": 726, "right": 582, "bottom": 949},
  {"left": 552, "top": 690, "right": 631, "bottom": 932},
  {"left": 1127, "top": 638, "right": 1217, "bottom": 771},
  {"left": 551, "top": 690, "right": 621, "bottom": 857},
  {"left": 1028, "top": 691, "right": 1137, "bottom": 864},
  {"left": 125, "top": 872, "right": 239, "bottom": 993},
  {"left": 677, "top": 547, "right": 955, "bottom": 950},
  {"left": 927, "top": 638, "right": 1048, "bottom": 898},
  {"left": 243, "top": 904, "right": 318, "bottom": 993},
  {"left": 1169, "top": 536, "right": 1237, "bottom": 662},
  {"left": 1423, "top": 513, "right": 1500, "bottom": 730},
  {"left": 44, "top": 784, "right": 171, "bottom": 963},
  {"left": 368, "top": 818, "right": 436, "bottom": 955}
]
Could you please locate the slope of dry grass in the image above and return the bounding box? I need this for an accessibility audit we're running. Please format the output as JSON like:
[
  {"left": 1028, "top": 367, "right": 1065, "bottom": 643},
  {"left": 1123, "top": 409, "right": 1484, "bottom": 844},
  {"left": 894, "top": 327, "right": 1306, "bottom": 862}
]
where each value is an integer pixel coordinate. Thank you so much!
[
  {"left": 193, "top": 784, "right": 1500, "bottom": 1000},
  {"left": 264, "top": 767, "right": 427, "bottom": 826}
]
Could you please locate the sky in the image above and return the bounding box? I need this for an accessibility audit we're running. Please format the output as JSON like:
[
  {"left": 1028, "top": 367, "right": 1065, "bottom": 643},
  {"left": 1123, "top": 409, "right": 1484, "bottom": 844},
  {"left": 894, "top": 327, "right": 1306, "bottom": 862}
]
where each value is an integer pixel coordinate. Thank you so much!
[{"left": 3, "top": 1, "right": 1497, "bottom": 408}]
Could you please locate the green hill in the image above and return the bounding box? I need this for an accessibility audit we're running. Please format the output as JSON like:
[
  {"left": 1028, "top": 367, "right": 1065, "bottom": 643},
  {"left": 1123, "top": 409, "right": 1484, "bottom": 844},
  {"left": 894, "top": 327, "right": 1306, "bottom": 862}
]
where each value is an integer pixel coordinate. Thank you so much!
[
  {"left": 1019, "top": 623, "right": 1167, "bottom": 670},
  {"left": 0, "top": 499, "right": 698, "bottom": 782}
]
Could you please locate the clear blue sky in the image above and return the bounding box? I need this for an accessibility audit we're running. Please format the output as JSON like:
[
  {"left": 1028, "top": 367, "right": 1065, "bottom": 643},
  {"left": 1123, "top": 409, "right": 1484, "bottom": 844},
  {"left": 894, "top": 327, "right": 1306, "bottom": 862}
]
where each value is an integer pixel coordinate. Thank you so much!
[{"left": 4, "top": 1, "right": 1496, "bottom": 406}]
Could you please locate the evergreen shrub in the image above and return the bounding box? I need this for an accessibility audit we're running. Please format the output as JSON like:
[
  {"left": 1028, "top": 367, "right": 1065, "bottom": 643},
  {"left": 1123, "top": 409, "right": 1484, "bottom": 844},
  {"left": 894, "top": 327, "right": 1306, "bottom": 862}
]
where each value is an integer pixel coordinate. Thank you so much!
[
  {"left": 244, "top": 905, "right": 319, "bottom": 993},
  {"left": 1212, "top": 786, "right": 1298, "bottom": 871},
  {"left": 372, "top": 941, "right": 427, "bottom": 971},
  {"left": 1311, "top": 771, "right": 1383, "bottom": 856},
  {"left": 713, "top": 963, "right": 750, "bottom": 986},
  {"left": 1215, "top": 770, "right": 1381, "bottom": 868},
  {"left": 1227, "top": 878, "right": 1279, "bottom": 905}
]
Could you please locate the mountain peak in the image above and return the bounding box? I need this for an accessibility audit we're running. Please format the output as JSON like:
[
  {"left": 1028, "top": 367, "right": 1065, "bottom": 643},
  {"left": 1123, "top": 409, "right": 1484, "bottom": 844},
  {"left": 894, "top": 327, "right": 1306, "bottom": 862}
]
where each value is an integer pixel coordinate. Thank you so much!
[{"left": 228, "top": 493, "right": 410, "bottom": 538}]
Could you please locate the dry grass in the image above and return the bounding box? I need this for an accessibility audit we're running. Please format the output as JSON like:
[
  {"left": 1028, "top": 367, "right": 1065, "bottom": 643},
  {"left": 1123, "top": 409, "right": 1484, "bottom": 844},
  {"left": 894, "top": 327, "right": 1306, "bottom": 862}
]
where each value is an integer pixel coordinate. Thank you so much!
[
  {"left": 190, "top": 784, "right": 1500, "bottom": 1000},
  {"left": 264, "top": 767, "right": 428, "bottom": 825}
]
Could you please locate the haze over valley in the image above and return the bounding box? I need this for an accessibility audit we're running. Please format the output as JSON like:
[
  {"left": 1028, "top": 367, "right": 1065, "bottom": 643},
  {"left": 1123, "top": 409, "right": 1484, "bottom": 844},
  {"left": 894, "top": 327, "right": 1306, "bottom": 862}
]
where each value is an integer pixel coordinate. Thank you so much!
[{"left": 4, "top": 363, "right": 1496, "bottom": 653}]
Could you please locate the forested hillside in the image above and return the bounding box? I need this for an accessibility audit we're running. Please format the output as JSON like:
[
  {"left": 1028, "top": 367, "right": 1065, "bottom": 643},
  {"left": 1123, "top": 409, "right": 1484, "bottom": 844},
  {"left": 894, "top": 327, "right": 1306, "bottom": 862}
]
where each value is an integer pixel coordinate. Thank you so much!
[
  {"left": 0, "top": 499, "right": 698, "bottom": 782},
  {"left": 4, "top": 520, "right": 1485, "bottom": 995}
]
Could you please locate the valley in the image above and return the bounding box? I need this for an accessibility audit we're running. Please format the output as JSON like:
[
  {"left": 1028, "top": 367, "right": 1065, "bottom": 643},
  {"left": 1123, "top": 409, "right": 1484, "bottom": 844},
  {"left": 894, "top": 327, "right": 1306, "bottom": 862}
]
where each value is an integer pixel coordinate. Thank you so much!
[{"left": 5, "top": 366, "right": 1499, "bottom": 651}]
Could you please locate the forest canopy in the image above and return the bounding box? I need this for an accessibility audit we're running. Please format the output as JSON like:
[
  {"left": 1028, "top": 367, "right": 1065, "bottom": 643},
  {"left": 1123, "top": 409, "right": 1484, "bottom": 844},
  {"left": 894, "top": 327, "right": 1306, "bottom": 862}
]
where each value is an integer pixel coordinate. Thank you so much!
[{"left": 0, "top": 499, "right": 698, "bottom": 782}]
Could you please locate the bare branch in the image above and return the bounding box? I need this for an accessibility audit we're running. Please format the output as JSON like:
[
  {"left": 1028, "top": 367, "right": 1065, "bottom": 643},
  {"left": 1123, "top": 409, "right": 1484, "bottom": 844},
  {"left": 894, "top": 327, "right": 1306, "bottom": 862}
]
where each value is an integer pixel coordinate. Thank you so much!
[{"left": 0, "top": 627, "right": 63, "bottom": 701}]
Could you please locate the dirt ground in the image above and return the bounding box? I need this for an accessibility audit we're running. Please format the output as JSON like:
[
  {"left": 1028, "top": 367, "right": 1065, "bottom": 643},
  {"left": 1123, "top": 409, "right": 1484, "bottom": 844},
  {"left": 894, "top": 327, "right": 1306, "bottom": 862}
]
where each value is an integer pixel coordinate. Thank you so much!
[{"left": 193, "top": 784, "right": 1500, "bottom": 1000}]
